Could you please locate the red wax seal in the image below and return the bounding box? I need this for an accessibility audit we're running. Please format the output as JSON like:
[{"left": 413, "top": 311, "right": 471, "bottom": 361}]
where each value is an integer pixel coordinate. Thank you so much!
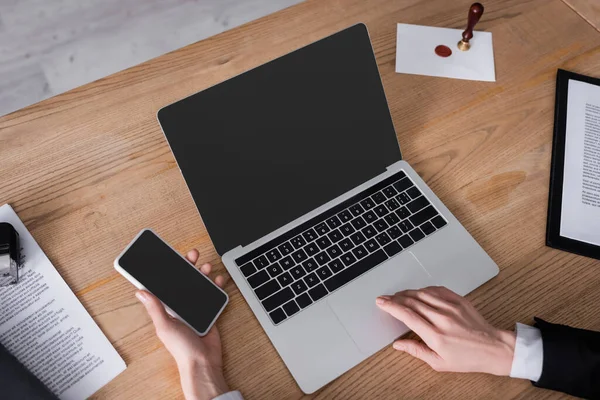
[{"left": 435, "top": 45, "right": 452, "bottom": 57}]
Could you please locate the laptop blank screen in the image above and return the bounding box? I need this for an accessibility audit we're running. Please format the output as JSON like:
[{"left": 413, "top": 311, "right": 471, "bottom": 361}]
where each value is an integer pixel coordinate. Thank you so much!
[{"left": 158, "top": 24, "right": 401, "bottom": 255}]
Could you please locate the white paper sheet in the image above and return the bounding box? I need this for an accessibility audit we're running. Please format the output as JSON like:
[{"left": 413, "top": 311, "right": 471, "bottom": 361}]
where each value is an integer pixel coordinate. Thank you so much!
[
  {"left": 395, "top": 23, "right": 495, "bottom": 82},
  {"left": 0, "top": 204, "right": 126, "bottom": 400},
  {"left": 560, "top": 80, "right": 600, "bottom": 246}
]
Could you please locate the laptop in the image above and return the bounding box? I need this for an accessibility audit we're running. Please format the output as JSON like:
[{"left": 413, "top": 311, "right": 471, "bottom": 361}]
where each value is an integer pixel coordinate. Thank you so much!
[{"left": 157, "top": 23, "right": 498, "bottom": 393}]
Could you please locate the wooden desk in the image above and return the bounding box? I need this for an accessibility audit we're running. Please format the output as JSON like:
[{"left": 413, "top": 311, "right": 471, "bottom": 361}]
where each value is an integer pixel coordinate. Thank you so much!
[{"left": 1, "top": 0, "right": 599, "bottom": 398}]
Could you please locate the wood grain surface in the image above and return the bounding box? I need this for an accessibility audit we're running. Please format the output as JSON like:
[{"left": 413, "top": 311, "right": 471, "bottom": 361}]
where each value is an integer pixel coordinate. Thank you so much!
[{"left": 1, "top": 0, "right": 600, "bottom": 399}]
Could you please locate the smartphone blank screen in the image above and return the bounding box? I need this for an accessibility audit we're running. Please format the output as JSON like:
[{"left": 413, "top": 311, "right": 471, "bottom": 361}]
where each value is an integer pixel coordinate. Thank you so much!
[{"left": 118, "top": 230, "right": 227, "bottom": 333}]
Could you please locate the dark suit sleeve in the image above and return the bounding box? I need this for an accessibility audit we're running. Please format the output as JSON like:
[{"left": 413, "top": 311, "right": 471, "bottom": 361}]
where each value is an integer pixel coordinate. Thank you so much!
[
  {"left": 0, "top": 343, "right": 57, "bottom": 400},
  {"left": 532, "top": 317, "right": 600, "bottom": 399}
]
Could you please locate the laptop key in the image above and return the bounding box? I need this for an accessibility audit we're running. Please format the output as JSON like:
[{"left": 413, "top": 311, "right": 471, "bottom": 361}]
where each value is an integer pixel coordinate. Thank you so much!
[
  {"left": 262, "top": 287, "right": 294, "bottom": 312},
  {"left": 277, "top": 272, "right": 293, "bottom": 287},
  {"left": 393, "top": 177, "right": 413, "bottom": 192},
  {"left": 278, "top": 242, "right": 294, "bottom": 256},
  {"left": 316, "top": 236, "right": 332, "bottom": 250},
  {"left": 296, "top": 293, "right": 313, "bottom": 309},
  {"left": 316, "top": 265, "right": 333, "bottom": 280},
  {"left": 291, "top": 279, "right": 308, "bottom": 295},
  {"left": 384, "top": 212, "right": 400, "bottom": 226},
  {"left": 375, "top": 232, "right": 391, "bottom": 246},
  {"left": 267, "top": 264, "right": 284, "bottom": 278},
  {"left": 361, "top": 225, "right": 377, "bottom": 239},
  {"left": 373, "top": 218, "right": 389, "bottom": 232},
  {"left": 327, "top": 215, "right": 342, "bottom": 229},
  {"left": 364, "top": 239, "right": 378, "bottom": 252},
  {"left": 279, "top": 256, "right": 295, "bottom": 270},
  {"left": 398, "top": 220, "right": 414, "bottom": 233},
  {"left": 308, "top": 284, "right": 328, "bottom": 302},
  {"left": 385, "top": 198, "right": 400, "bottom": 211},
  {"left": 398, "top": 235, "right": 414, "bottom": 249},
  {"left": 338, "top": 210, "right": 353, "bottom": 223},
  {"left": 431, "top": 215, "right": 447, "bottom": 228},
  {"left": 421, "top": 221, "right": 436, "bottom": 235},
  {"left": 315, "top": 222, "right": 330, "bottom": 235},
  {"left": 360, "top": 197, "right": 376, "bottom": 210},
  {"left": 363, "top": 210, "right": 377, "bottom": 223},
  {"left": 324, "top": 249, "right": 388, "bottom": 293},
  {"left": 283, "top": 300, "right": 300, "bottom": 317},
  {"left": 340, "top": 223, "right": 355, "bottom": 236},
  {"left": 407, "top": 186, "right": 421, "bottom": 199},
  {"left": 266, "top": 248, "right": 282, "bottom": 263},
  {"left": 328, "top": 229, "right": 344, "bottom": 243},
  {"left": 328, "top": 258, "right": 345, "bottom": 273},
  {"left": 291, "top": 235, "right": 306, "bottom": 249},
  {"left": 269, "top": 308, "right": 286, "bottom": 324},
  {"left": 303, "top": 258, "right": 318, "bottom": 272},
  {"left": 350, "top": 231, "right": 366, "bottom": 246},
  {"left": 248, "top": 270, "right": 269, "bottom": 288},
  {"left": 256, "top": 279, "right": 281, "bottom": 300},
  {"left": 254, "top": 255, "right": 269, "bottom": 269},
  {"left": 396, "top": 206, "right": 411, "bottom": 219},
  {"left": 339, "top": 238, "right": 353, "bottom": 252},
  {"left": 409, "top": 228, "right": 425, "bottom": 242},
  {"left": 290, "top": 265, "right": 307, "bottom": 279},
  {"left": 302, "top": 228, "right": 318, "bottom": 243},
  {"left": 341, "top": 252, "right": 357, "bottom": 266},
  {"left": 326, "top": 244, "right": 342, "bottom": 258},
  {"left": 410, "top": 205, "right": 438, "bottom": 226},
  {"left": 315, "top": 251, "right": 331, "bottom": 266},
  {"left": 374, "top": 204, "right": 388, "bottom": 218},
  {"left": 407, "top": 196, "right": 430, "bottom": 213},
  {"left": 383, "top": 241, "right": 402, "bottom": 257},
  {"left": 383, "top": 186, "right": 398, "bottom": 198},
  {"left": 349, "top": 204, "right": 364, "bottom": 216},
  {"left": 372, "top": 192, "right": 387, "bottom": 204},
  {"left": 352, "top": 245, "right": 368, "bottom": 259},
  {"left": 240, "top": 263, "right": 257, "bottom": 277},
  {"left": 351, "top": 216, "right": 367, "bottom": 230},
  {"left": 291, "top": 248, "right": 308, "bottom": 263},
  {"left": 305, "top": 242, "right": 320, "bottom": 257},
  {"left": 387, "top": 225, "right": 402, "bottom": 239},
  {"left": 397, "top": 192, "right": 411, "bottom": 205},
  {"left": 304, "top": 272, "right": 320, "bottom": 287}
]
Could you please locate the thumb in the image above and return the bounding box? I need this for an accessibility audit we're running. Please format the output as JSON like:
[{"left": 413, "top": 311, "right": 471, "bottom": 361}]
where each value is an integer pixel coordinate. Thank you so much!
[
  {"left": 393, "top": 339, "right": 441, "bottom": 370},
  {"left": 136, "top": 290, "right": 172, "bottom": 332}
]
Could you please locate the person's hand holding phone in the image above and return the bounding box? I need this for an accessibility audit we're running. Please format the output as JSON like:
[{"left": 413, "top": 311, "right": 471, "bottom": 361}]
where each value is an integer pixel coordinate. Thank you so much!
[
  {"left": 136, "top": 249, "right": 229, "bottom": 400},
  {"left": 376, "top": 286, "right": 516, "bottom": 376}
]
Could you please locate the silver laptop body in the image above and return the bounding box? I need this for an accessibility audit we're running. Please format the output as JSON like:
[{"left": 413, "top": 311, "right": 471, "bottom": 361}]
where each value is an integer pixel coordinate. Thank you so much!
[{"left": 222, "top": 160, "right": 498, "bottom": 393}]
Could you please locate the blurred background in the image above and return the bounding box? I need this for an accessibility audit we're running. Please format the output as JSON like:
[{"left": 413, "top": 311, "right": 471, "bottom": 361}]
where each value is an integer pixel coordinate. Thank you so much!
[{"left": 0, "top": 0, "right": 303, "bottom": 117}]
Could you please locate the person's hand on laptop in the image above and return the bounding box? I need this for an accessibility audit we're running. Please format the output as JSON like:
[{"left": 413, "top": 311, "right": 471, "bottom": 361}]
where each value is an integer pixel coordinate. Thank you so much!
[
  {"left": 376, "top": 286, "right": 516, "bottom": 376},
  {"left": 136, "top": 249, "right": 229, "bottom": 400}
]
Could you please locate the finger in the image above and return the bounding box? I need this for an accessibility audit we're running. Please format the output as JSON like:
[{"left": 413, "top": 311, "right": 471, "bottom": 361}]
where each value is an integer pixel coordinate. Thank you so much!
[
  {"left": 393, "top": 339, "right": 441, "bottom": 370},
  {"left": 136, "top": 290, "right": 172, "bottom": 332},
  {"left": 215, "top": 275, "right": 225, "bottom": 288},
  {"left": 376, "top": 296, "right": 436, "bottom": 342},
  {"left": 200, "top": 263, "right": 212, "bottom": 275},
  {"left": 426, "top": 286, "right": 463, "bottom": 304},
  {"left": 392, "top": 293, "right": 443, "bottom": 326},
  {"left": 186, "top": 249, "right": 200, "bottom": 265},
  {"left": 402, "top": 289, "right": 458, "bottom": 314}
]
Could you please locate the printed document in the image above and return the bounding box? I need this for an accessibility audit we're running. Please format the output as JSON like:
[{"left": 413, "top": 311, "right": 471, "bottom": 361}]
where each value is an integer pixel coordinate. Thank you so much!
[
  {"left": 560, "top": 80, "right": 600, "bottom": 246},
  {"left": 0, "top": 204, "right": 126, "bottom": 400}
]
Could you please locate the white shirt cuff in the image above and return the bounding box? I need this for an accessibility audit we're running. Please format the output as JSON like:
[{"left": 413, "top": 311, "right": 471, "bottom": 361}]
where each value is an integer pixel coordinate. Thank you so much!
[
  {"left": 213, "top": 391, "right": 244, "bottom": 400},
  {"left": 509, "top": 323, "right": 543, "bottom": 382}
]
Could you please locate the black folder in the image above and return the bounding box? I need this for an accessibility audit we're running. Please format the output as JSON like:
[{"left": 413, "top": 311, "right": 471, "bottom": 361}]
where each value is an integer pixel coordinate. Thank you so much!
[{"left": 546, "top": 69, "right": 600, "bottom": 260}]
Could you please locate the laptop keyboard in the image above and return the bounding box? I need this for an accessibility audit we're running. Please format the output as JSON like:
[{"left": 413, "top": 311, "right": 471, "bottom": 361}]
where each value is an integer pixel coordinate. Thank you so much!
[{"left": 235, "top": 170, "right": 447, "bottom": 325}]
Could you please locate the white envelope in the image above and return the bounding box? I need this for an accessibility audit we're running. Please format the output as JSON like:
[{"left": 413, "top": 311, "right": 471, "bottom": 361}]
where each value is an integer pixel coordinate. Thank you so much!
[{"left": 395, "top": 23, "right": 495, "bottom": 82}]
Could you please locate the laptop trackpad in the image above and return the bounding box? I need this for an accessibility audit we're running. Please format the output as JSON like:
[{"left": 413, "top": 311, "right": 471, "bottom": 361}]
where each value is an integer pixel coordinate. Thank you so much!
[{"left": 326, "top": 252, "right": 432, "bottom": 355}]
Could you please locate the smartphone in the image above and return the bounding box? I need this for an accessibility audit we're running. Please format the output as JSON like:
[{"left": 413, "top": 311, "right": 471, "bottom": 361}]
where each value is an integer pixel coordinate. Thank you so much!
[{"left": 114, "top": 229, "right": 228, "bottom": 336}]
